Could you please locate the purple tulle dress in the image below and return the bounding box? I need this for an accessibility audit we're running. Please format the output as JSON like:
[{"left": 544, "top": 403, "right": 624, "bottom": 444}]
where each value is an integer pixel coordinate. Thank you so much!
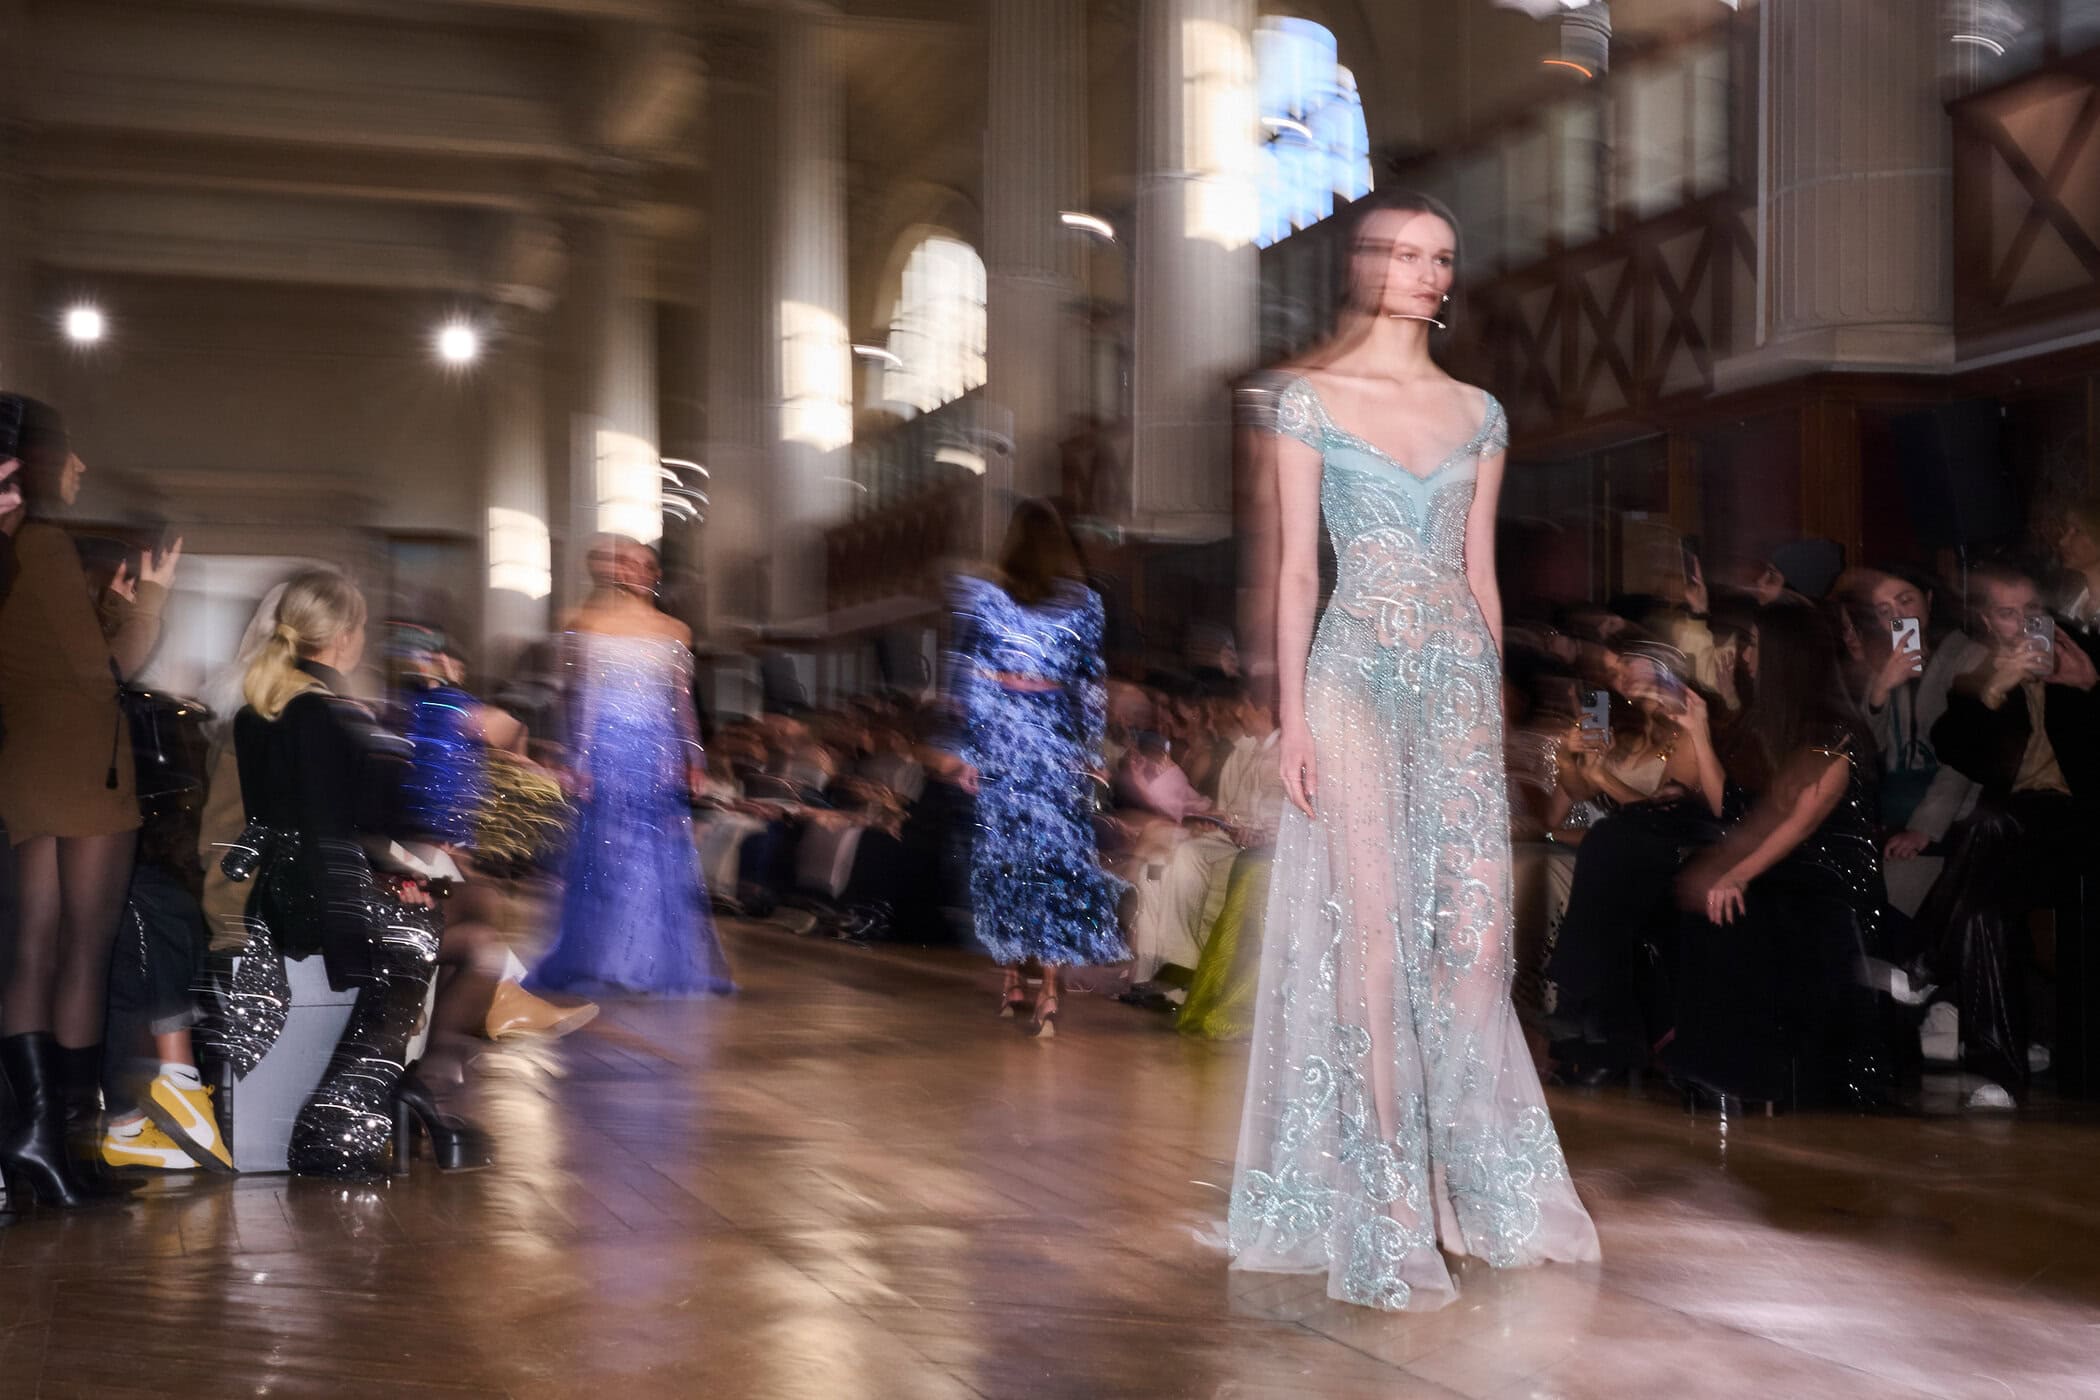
[{"left": 530, "top": 632, "right": 734, "bottom": 997}]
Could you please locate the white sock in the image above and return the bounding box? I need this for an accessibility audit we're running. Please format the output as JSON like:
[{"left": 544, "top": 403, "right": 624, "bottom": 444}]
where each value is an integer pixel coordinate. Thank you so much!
[
  {"left": 109, "top": 1116, "right": 145, "bottom": 1138},
  {"left": 502, "top": 950, "right": 530, "bottom": 983},
  {"left": 161, "top": 1063, "right": 204, "bottom": 1091}
]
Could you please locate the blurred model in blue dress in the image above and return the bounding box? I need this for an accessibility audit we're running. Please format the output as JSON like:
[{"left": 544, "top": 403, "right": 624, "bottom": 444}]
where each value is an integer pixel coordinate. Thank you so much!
[
  {"left": 947, "top": 499, "right": 1127, "bottom": 1037},
  {"left": 530, "top": 536, "right": 733, "bottom": 998}
]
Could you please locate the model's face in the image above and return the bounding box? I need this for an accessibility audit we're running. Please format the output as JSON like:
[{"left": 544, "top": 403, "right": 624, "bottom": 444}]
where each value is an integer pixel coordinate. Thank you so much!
[
  {"left": 618, "top": 542, "right": 660, "bottom": 594},
  {"left": 59, "top": 452, "right": 86, "bottom": 505},
  {"left": 1352, "top": 209, "right": 1456, "bottom": 319}
]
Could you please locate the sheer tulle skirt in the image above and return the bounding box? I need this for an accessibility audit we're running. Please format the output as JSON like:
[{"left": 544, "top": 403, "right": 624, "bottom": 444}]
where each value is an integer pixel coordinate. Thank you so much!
[{"left": 1229, "top": 617, "right": 1599, "bottom": 1310}]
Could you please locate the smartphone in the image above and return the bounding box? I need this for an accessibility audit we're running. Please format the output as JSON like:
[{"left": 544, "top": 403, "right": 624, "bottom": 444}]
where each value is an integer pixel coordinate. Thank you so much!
[
  {"left": 2024, "top": 613, "right": 2055, "bottom": 659},
  {"left": 1890, "top": 617, "right": 1922, "bottom": 658},
  {"left": 1578, "top": 689, "right": 1612, "bottom": 747}
]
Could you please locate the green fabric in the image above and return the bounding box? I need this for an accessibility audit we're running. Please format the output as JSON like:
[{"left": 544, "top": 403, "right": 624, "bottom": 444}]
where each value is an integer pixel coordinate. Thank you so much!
[{"left": 1176, "top": 853, "right": 1271, "bottom": 1041}]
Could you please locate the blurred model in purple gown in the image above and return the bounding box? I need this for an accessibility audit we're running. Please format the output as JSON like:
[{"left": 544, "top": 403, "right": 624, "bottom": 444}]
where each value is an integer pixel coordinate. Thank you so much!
[{"left": 530, "top": 536, "right": 733, "bottom": 997}]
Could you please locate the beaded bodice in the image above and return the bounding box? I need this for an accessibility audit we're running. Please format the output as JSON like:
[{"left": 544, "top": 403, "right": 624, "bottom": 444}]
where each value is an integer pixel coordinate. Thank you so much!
[{"left": 1271, "top": 374, "right": 1507, "bottom": 665}]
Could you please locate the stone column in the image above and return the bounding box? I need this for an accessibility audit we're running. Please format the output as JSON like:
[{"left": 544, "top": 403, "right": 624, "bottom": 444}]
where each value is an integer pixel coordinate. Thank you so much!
[
  {"left": 482, "top": 327, "right": 555, "bottom": 667},
  {"left": 1739, "top": 0, "right": 1952, "bottom": 377},
  {"left": 1130, "top": 0, "right": 1261, "bottom": 541},
  {"left": 701, "top": 28, "right": 777, "bottom": 635},
  {"left": 563, "top": 184, "right": 660, "bottom": 605},
  {"left": 770, "top": 10, "right": 852, "bottom": 626},
  {"left": 984, "top": 0, "right": 1088, "bottom": 545}
]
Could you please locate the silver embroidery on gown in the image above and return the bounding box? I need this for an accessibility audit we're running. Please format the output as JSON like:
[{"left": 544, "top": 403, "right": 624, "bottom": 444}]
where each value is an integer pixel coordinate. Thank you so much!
[{"left": 1229, "top": 374, "right": 1600, "bottom": 1311}]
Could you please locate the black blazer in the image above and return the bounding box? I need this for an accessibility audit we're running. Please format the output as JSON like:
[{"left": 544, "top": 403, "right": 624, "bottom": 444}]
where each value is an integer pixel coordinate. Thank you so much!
[
  {"left": 233, "top": 661, "right": 413, "bottom": 988},
  {"left": 1931, "top": 665, "right": 2100, "bottom": 804}
]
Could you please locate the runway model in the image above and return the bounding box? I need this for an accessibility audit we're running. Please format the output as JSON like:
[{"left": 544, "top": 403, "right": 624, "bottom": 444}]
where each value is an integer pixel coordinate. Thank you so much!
[
  {"left": 947, "top": 499, "right": 1127, "bottom": 1037},
  {"left": 530, "top": 536, "right": 732, "bottom": 997},
  {"left": 1229, "top": 192, "right": 1599, "bottom": 1310}
]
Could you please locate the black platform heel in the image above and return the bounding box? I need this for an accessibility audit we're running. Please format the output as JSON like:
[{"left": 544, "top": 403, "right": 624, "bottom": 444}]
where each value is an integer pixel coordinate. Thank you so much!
[{"left": 392, "top": 1068, "right": 494, "bottom": 1174}]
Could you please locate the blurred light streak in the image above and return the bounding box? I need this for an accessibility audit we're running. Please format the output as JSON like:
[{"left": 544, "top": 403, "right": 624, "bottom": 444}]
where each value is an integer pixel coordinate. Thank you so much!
[{"left": 1059, "top": 211, "right": 1118, "bottom": 241}]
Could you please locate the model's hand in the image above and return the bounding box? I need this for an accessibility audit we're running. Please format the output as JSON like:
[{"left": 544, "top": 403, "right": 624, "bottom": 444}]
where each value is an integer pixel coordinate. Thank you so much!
[
  {"left": 1885, "top": 829, "right": 1931, "bottom": 862},
  {"left": 1278, "top": 722, "right": 1316, "bottom": 817}
]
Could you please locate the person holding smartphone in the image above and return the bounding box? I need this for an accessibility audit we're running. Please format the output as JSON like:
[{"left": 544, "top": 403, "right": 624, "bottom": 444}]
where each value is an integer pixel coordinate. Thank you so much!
[
  {"left": 1837, "top": 569, "right": 1982, "bottom": 909},
  {"left": 1926, "top": 563, "right": 2100, "bottom": 1105}
]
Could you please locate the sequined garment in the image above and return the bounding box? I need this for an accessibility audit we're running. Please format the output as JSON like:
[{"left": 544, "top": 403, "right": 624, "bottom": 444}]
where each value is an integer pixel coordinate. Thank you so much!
[
  {"left": 947, "top": 574, "right": 1129, "bottom": 966},
  {"left": 402, "top": 681, "right": 484, "bottom": 847},
  {"left": 286, "top": 888, "right": 442, "bottom": 1180},
  {"left": 530, "top": 633, "right": 733, "bottom": 996},
  {"left": 1229, "top": 374, "right": 1599, "bottom": 1311}
]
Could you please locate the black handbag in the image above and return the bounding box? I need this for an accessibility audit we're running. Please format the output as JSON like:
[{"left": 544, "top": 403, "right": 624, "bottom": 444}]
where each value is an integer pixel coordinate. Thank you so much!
[{"left": 112, "top": 663, "right": 211, "bottom": 815}]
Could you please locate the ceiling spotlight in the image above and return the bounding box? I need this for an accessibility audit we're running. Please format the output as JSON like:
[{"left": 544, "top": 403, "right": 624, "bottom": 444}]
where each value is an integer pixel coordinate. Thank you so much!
[
  {"left": 64, "top": 306, "right": 105, "bottom": 344},
  {"left": 1059, "top": 211, "right": 1117, "bottom": 242},
  {"left": 436, "top": 321, "right": 480, "bottom": 365}
]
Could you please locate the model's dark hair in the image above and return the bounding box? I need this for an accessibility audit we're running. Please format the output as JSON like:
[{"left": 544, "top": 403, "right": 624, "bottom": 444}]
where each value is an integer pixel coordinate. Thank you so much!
[{"left": 997, "top": 497, "right": 1086, "bottom": 606}]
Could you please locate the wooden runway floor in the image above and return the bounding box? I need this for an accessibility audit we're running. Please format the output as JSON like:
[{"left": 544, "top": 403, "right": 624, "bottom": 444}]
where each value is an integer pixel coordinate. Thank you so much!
[{"left": 5, "top": 921, "right": 2100, "bottom": 1399}]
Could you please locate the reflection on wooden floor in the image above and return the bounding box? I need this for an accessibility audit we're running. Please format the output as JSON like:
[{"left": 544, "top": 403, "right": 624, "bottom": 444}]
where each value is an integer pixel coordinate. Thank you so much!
[{"left": 6, "top": 921, "right": 2100, "bottom": 1399}]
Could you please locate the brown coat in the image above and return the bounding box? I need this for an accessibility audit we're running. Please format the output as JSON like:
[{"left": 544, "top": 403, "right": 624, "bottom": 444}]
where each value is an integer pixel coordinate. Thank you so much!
[{"left": 0, "top": 522, "right": 164, "bottom": 842}]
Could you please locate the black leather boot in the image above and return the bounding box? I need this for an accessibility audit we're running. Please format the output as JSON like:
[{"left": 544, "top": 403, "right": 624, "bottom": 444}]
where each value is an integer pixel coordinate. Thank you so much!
[
  {"left": 0, "top": 1061, "right": 18, "bottom": 1227},
  {"left": 0, "top": 1033, "right": 98, "bottom": 1210},
  {"left": 54, "top": 1042, "right": 142, "bottom": 1198}
]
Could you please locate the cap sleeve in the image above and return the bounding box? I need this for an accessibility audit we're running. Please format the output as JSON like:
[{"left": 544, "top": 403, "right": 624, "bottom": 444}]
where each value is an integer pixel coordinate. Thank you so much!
[
  {"left": 1479, "top": 392, "right": 1509, "bottom": 456},
  {"left": 1236, "top": 372, "right": 1322, "bottom": 450}
]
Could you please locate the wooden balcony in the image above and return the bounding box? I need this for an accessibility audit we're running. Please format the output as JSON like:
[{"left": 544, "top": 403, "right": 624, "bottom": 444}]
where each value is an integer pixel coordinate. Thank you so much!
[{"left": 1951, "top": 46, "right": 2100, "bottom": 355}]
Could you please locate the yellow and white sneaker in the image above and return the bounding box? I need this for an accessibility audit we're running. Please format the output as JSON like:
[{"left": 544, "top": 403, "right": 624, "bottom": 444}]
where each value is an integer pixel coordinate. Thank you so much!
[
  {"left": 103, "top": 1119, "right": 200, "bottom": 1172},
  {"left": 143, "top": 1075, "right": 236, "bottom": 1174}
]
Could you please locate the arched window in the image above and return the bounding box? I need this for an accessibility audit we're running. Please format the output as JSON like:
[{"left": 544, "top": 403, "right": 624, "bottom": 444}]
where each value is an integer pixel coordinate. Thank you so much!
[
  {"left": 1254, "top": 16, "right": 1372, "bottom": 249},
  {"left": 881, "top": 235, "right": 987, "bottom": 415}
]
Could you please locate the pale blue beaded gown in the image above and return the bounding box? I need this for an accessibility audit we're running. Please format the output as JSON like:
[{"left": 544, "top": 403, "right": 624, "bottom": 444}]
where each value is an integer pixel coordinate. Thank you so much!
[{"left": 1229, "top": 374, "right": 1599, "bottom": 1311}]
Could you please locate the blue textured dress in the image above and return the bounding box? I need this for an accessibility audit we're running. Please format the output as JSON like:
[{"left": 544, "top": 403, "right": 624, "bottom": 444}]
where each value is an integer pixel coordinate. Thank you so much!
[
  {"left": 948, "top": 574, "right": 1128, "bottom": 967},
  {"left": 530, "top": 632, "right": 733, "bottom": 997},
  {"left": 401, "top": 681, "right": 484, "bottom": 847},
  {"left": 1229, "top": 374, "right": 1598, "bottom": 1311}
]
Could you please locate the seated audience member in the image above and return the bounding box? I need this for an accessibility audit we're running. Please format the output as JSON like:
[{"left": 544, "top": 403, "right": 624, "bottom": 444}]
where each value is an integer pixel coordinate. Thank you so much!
[
  {"left": 1176, "top": 692, "right": 1287, "bottom": 1039},
  {"left": 1114, "top": 728, "right": 1226, "bottom": 989},
  {"left": 1836, "top": 568, "right": 1979, "bottom": 921},
  {"left": 2049, "top": 495, "right": 2100, "bottom": 641},
  {"left": 1671, "top": 604, "right": 1901, "bottom": 1111},
  {"left": 1544, "top": 642, "right": 1729, "bottom": 1084},
  {"left": 1923, "top": 563, "right": 2100, "bottom": 1105}
]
